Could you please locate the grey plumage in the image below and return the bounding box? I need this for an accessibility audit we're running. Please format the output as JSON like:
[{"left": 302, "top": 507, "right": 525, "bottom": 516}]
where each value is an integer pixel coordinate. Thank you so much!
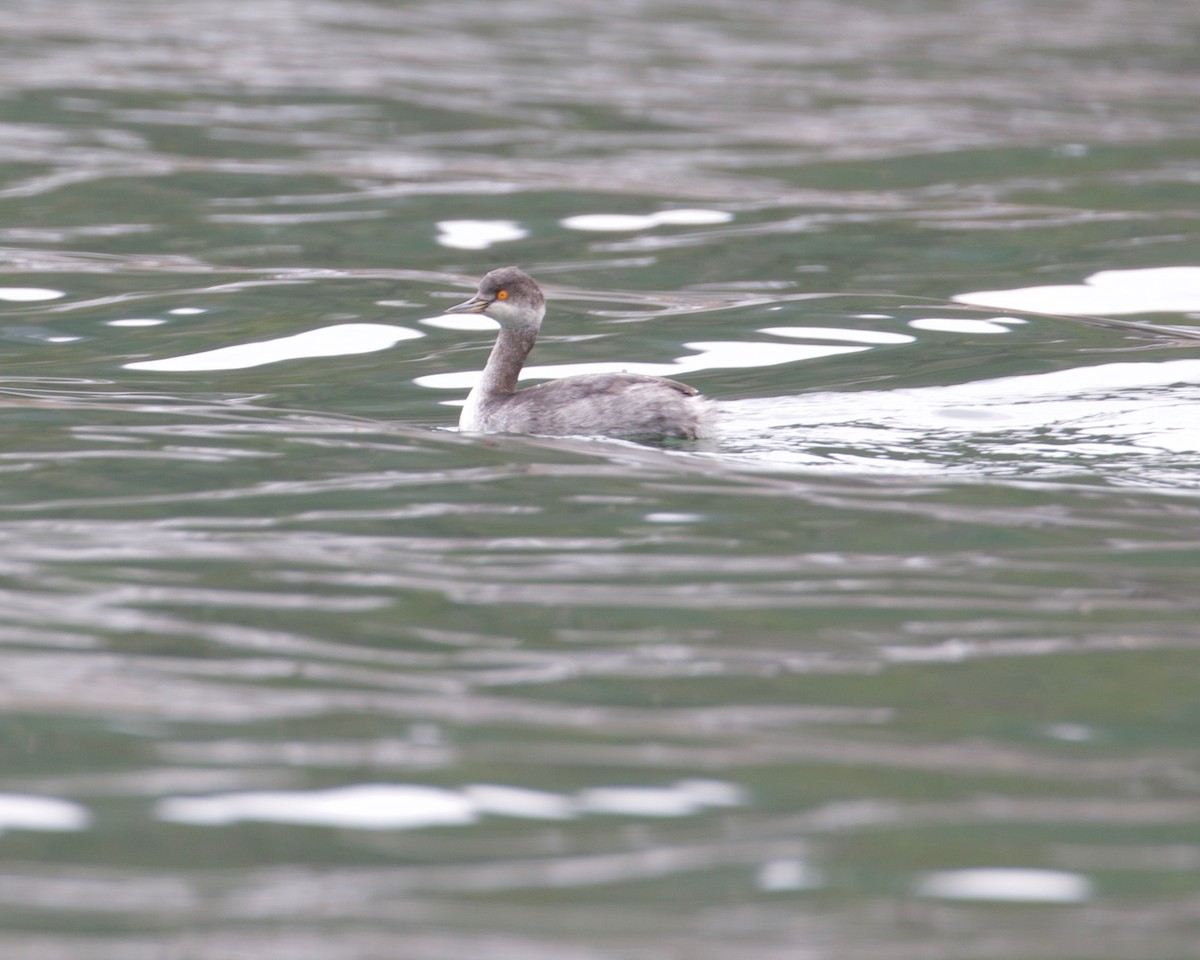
[{"left": 445, "top": 267, "right": 711, "bottom": 440}]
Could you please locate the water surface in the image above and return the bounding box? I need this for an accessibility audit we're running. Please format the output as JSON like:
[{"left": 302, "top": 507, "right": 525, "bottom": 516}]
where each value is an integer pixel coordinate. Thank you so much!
[{"left": 2, "top": 1, "right": 1200, "bottom": 957}]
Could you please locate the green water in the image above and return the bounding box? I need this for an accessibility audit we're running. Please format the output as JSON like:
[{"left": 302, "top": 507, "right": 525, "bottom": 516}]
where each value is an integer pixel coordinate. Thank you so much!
[{"left": 1, "top": 1, "right": 1200, "bottom": 957}]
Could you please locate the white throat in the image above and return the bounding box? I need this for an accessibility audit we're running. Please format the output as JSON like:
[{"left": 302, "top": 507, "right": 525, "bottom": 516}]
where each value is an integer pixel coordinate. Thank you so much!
[{"left": 458, "top": 382, "right": 483, "bottom": 431}]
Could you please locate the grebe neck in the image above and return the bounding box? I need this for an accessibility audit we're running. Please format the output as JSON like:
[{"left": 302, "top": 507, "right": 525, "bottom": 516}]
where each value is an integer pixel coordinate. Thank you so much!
[{"left": 476, "top": 323, "right": 538, "bottom": 399}]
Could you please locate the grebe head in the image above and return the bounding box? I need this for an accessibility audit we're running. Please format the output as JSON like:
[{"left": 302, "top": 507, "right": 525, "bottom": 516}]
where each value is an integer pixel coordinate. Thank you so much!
[{"left": 445, "top": 266, "right": 545, "bottom": 329}]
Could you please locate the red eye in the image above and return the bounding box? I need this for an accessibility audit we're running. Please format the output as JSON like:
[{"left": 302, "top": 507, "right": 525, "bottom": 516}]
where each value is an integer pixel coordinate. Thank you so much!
[{"left": 496, "top": 289, "right": 509, "bottom": 300}]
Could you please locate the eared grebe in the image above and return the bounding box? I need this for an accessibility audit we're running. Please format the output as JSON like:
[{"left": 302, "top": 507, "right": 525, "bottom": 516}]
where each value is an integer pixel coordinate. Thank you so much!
[{"left": 445, "top": 267, "right": 710, "bottom": 440}]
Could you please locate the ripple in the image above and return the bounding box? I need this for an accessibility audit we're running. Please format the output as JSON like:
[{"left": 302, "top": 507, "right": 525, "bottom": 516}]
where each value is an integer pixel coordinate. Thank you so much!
[{"left": 721, "top": 357, "right": 1200, "bottom": 482}]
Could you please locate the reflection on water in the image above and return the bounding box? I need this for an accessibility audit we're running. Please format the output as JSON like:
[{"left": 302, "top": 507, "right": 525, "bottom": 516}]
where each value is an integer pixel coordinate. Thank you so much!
[
  {"left": 155, "top": 778, "right": 743, "bottom": 829},
  {"left": 957, "top": 266, "right": 1200, "bottom": 316},
  {"left": 906, "top": 316, "right": 1026, "bottom": 334},
  {"left": 2, "top": 0, "right": 1200, "bottom": 957},
  {"left": 0, "top": 795, "right": 90, "bottom": 832},
  {"left": 560, "top": 210, "right": 735, "bottom": 232},
  {"left": 125, "top": 322, "right": 424, "bottom": 371},
  {"left": 435, "top": 219, "right": 528, "bottom": 251},
  {"left": 916, "top": 868, "right": 1092, "bottom": 904},
  {"left": 0, "top": 287, "right": 65, "bottom": 302}
]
